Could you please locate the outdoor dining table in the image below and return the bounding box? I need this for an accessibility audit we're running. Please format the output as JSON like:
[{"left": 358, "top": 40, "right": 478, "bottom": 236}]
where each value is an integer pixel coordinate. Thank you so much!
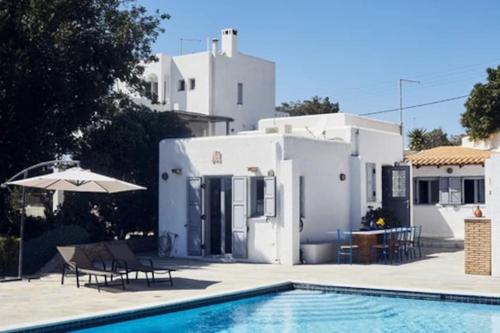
[{"left": 351, "top": 228, "right": 411, "bottom": 264}]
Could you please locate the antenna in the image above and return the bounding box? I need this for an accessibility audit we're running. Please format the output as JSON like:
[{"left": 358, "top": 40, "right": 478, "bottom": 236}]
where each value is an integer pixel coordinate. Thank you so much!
[{"left": 179, "top": 38, "right": 202, "bottom": 55}]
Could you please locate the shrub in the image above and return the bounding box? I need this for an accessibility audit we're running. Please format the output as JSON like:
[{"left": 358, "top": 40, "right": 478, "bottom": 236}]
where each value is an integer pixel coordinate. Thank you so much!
[
  {"left": 361, "top": 207, "right": 400, "bottom": 229},
  {"left": 0, "top": 236, "right": 19, "bottom": 276},
  {"left": 23, "top": 225, "right": 90, "bottom": 274}
]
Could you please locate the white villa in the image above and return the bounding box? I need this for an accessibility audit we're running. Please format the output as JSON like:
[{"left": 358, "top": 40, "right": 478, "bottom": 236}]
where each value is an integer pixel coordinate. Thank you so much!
[
  {"left": 158, "top": 113, "right": 405, "bottom": 265},
  {"left": 116, "top": 28, "right": 276, "bottom": 137},
  {"left": 407, "top": 133, "right": 500, "bottom": 239}
]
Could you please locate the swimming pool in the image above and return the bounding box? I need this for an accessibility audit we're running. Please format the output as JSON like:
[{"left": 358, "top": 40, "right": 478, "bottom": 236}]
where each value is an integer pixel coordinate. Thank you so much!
[{"left": 71, "top": 288, "right": 500, "bottom": 333}]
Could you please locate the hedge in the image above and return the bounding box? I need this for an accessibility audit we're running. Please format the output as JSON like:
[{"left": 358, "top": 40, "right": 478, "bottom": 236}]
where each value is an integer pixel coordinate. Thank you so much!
[
  {"left": 0, "top": 236, "right": 19, "bottom": 276},
  {"left": 23, "top": 225, "right": 90, "bottom": 274}
]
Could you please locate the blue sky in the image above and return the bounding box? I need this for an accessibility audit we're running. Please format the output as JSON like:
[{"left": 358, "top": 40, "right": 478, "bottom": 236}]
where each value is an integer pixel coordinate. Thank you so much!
[{"left": 139, "top": 0, "right": 500, "bottom": 136}]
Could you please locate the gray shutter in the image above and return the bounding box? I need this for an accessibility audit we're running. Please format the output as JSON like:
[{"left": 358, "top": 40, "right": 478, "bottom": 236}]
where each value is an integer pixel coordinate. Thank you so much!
[
  {"left": 263, "top": 176, "right": 276, "bottom": 217},
  {"left": 187, "top": 177, "right": 203, "bottom": 256},
  {"left": 449, "top": 177, "right": 462, "bottom": 204},
  {"left": 439, "top": 177, "right": 450, "bottom": 204},
  {"left": 366, "top": 163, "right": 375, "bottom": 201},
  {"left": 232, "top": 176, "right": 248, "bottom": 258}
]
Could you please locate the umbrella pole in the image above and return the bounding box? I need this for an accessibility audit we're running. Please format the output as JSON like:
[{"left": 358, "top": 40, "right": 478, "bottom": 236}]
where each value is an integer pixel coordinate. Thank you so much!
[{"left": 17, "top": 171, "right": 27, "bottom": 279}]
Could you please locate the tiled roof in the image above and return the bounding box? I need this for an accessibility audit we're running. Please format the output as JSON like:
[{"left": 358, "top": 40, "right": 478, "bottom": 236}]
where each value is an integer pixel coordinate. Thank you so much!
[{"left": 405, "top": 146, "right": 492, "bottom": 166}]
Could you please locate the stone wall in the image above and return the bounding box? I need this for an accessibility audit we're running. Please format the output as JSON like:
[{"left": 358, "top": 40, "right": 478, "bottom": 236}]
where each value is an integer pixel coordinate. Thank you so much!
[{"left": 464, "top": 218, "right": 491, "bottom": 275}]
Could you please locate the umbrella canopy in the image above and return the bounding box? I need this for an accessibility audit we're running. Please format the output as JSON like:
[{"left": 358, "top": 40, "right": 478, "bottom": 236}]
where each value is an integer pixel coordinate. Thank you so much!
[{"left": 6, "top": 167, "right": 146, "bottom": 193}]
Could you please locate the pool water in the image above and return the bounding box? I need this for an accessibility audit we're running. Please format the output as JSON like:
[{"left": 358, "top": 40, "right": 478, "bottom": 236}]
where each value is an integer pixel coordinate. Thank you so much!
[{"left": 73, "top": 290, "right": 500, "bottom": 333}]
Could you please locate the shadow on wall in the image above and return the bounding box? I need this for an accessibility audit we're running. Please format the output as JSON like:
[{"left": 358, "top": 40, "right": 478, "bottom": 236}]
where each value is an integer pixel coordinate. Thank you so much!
[{"left": 414, "top": 205, "right": 472, "bottom": 239}]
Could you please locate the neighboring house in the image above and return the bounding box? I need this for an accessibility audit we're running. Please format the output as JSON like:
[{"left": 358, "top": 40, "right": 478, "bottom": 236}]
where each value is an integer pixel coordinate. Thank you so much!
[
  {"left": 406, "top": 146, "right": 492, "bottom": 239},
  {"left": 116, "top": 28, "right": 276, "bottom": 137},
  {"left": 158, "top": 113, "right": 404, "bottom": 265}
]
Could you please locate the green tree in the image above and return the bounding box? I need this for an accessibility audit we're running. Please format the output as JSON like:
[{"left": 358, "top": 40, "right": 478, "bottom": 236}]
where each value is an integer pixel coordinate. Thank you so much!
[
  {"left": 277, "top": 96, "right": 340, "bottom": 116},
  {"left": 407, "top": 128, "right": 428, "bottom": 151},
  {"left": 74, "top": 100, "right": 191, "bottom": 237},
  {"left": 407, "top": 127, "right": 459, "bottom": 151},
  {"left": 461, "top": 66, "right": 500, "bottom": 140},
  {"left": 0, "top": 0, "right": 168, "bottom": 233},
  {"left": 0, "top": 0, "right": 168, "bottom": 189}
]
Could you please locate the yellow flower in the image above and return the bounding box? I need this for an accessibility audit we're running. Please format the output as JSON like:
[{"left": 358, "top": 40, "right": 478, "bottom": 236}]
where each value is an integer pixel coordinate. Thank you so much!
[{"left": 376, "top": 217, "right": 385, "bottom": 227}]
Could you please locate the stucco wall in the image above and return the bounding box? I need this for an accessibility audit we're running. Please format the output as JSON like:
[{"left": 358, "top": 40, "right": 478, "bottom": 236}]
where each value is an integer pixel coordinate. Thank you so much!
[
  {"left": 213, "top": 53, "right": 275, "bottom": 134},
  {"left": 169, "top": 52, "right": 211, "bottom": 114},
  {"left": 159, "top": 134, "right": 281, "bottom": 262},
  {"left": 486, "top": 156, "right": 500, "bottom": 276},
  {"left": 282, "top": 136, "right": 352, "bottom": 243},
  {"left": 412, "top": 165, "right": 487, "bottom": 239}
]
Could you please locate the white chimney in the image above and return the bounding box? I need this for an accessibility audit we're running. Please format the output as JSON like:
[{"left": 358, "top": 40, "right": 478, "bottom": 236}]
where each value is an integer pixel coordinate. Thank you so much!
[
  {"left": 211, "top": 38, "right": 219, "bottom": 56},
  {"left": 221, "top": 28, "right": 238, "bottom": 57}
]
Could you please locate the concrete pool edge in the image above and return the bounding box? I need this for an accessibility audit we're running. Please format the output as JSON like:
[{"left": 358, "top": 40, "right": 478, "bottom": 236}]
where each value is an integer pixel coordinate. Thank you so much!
[
  {"left": 5, "top": 281, "right": 500, "bottom": 332},
  {"left": 1, "top": 281, "right": 293, "bottom": 333}
]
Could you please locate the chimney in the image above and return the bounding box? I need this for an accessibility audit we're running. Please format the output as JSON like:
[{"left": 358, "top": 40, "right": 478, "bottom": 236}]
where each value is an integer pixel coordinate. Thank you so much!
[
  {"left": 221, "top": 28, "right": 238, "bottom": 57},
  {"left": 211, "top": 38, "right": 219, "bottom": 56}
]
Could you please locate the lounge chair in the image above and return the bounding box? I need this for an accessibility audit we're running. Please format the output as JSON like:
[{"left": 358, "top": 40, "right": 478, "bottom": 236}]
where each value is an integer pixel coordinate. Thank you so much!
[
  {"left": 105, "top": 241, "right": 175, "bottom": 287},
  {"left": 57, "top": 245, "right": 126, "bottom": 291}
]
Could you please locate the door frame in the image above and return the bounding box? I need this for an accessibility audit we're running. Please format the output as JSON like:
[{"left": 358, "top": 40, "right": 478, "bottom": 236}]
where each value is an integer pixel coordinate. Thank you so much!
[
  {"left": 382, "top": 165, "right": 411, "bottom": 227},
  {"left": 201, "top": 175, "right": 233, "bottom": 256}
]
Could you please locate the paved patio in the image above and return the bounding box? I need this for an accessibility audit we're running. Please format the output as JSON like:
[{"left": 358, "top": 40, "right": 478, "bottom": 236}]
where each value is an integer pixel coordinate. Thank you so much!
[{"left": 1, "top": 247, "right": 500, "bottom": 331}]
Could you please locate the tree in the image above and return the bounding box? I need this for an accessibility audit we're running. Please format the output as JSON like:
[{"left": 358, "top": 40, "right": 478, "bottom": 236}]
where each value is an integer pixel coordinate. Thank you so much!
[
  {"left": 277, "top": 96, "right": 340, "bottom": 116},
  {"left": 461, "top": 66, "right": 500, "bottom": 140},
  {"left": 0, "top": 0, "right": 168, "bottom": 233},
  {"left": 407, "top": 128, "right": 428, "bottom": 151},
  {"left": 74, "top": 100, "right": 191, "bottom": 237},
  {"left": 407, "top": 127, "right": 459, "bottom": 151},
  {"left": 0, "top": 0, "right": 169, "bottom": 189}
]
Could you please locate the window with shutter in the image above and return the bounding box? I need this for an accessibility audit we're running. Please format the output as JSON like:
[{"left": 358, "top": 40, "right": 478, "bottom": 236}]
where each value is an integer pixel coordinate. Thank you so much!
[
  {"left": 439, "top": 177, "right": 450, "bottom": 204},
  {"left": 366, "top": 163, "right": 376, "bottom": 202},
  {"left": 263, "top": 176, "right": 276, "bottom": 217},
  {"left": 449, "top": 177, "right": 462, "bottom": 204}
]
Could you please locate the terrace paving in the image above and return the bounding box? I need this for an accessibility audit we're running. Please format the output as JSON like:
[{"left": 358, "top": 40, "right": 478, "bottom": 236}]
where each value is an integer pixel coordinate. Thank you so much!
[{"left": 1, "top": 247, "right": 500, "bottom": 331}]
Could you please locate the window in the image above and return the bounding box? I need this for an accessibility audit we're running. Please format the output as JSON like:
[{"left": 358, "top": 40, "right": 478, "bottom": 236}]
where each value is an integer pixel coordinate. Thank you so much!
[
  {"left": 463, "top": 178, "right": 485, "bottom": 204},
  {"left": 178, "top": 79, "right": 185, "bottom": 91},
  {"left": 300, "top": 176, "right": 305, "bottom": 218},
  {"left": 189, "top": 78, "right": 196, "bottom": 90},
  {"left": 250, "top": 177, "right": 265, "bottom": 217},
  {"left": 392, "top": 169, "right": 407, "bottom": 197},
  {"left": 366, "top": 163, "right": 376, "bottom": 202},
  {"left": 237, "top": 82, "right": 243, "bottom": 105},
  {"left": 415, "top": 178, "right": 439, "bottom": 204},
  {"left": 145, "top": 73, "right": 159, "bottom": 102},
  {"left": 415, "top": 176, "right": 485, "bottom": 205}
]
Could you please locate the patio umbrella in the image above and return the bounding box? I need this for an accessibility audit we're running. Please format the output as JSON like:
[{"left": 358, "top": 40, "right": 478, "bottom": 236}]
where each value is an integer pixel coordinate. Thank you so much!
[
  {"left": 6, "top": 167, "right": 146, "bottom": 193},
  {"left": 3, "top": 164, "right": 146, "bottom": 279}
]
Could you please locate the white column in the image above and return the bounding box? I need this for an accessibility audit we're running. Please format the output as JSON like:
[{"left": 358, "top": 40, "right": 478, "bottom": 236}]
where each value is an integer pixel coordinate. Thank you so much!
[
  {"left": 278, "top": 160, "right": 300, "bottom": 265},
  {"left": 52, "top": 190, "right": 64, "bottom": 212},
  {"left": 487, "top": 156, "right": 500, "bottom": 276}
]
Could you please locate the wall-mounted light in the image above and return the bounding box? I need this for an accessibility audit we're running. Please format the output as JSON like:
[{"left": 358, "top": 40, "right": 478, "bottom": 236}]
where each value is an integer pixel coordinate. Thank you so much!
[
  {"left": 161, "top": 172, "right": 169, "bottom": 181},
  {"left": 247, "top": 166, "right": 258, "bottom": 172},
  {"left": 267, "top": 169, "right": 275, "bottom": 177},
  {"left": 171, "top": 168, "right": 183, "bottom": 175},
  {"left": 446, "top": 167, "right": 453, "bottom": 174},
  {"left": 339, "top": 173, "right": 346, "bottom": 181}
]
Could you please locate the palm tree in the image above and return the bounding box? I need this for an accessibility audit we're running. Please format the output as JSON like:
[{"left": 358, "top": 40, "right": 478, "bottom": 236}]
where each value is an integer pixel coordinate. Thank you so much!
[{"left": 408, "top": 128, "right": 428, "bottom": 151}]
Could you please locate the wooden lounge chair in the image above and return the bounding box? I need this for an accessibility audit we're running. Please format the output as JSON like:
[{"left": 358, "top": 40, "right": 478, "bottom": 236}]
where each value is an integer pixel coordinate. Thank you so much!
[
  {"left": 57, "top": 245, "right": 126, "bottom": 291},
  {"left": 105, "top": 241, "right": 175, "bottom": 287}
]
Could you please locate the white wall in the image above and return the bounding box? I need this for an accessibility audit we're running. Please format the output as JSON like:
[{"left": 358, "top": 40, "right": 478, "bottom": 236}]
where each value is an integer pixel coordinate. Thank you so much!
[
  {"left": 159, "top": 135, "right": 281, "bottom": 262},
  {"left": 258, "top": 113, "right": 401, "bottom": 136},
  {"left": 412, "top": 165, "right": 487, "bottom": 239},
  {"left": 462, "top": 132, "right": 500, "bottom": 151},
  {"left": 170, "top": 53, "right": 211, "bottom": 114},
  {"left": 282, "top": 136, "right": 352, "bottom": 243},
  {"left": 486, "top": 156, "right": 500, "bottom": 276},
  {"left": 213, "top": 53, "right": 275, "bottom": 134},
  {"left": 159, "top": 133, "right": 359, "bottom": 264}
]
